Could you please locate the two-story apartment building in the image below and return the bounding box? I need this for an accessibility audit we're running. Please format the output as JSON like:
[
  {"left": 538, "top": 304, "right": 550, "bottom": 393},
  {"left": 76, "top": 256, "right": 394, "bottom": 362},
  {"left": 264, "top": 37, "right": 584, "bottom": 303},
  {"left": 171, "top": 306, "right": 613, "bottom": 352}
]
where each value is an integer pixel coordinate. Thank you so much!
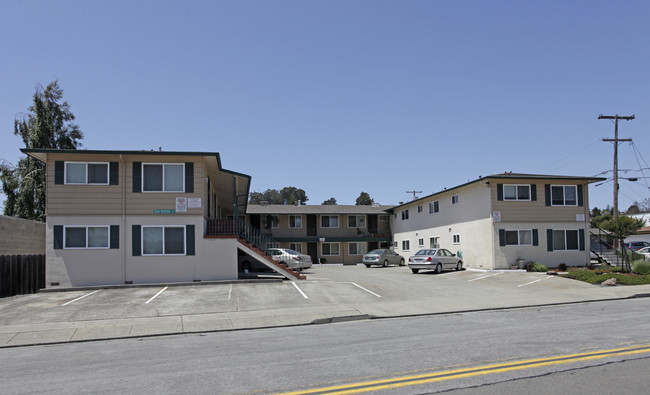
[
  {"left": 388, "top": 173, "right": 605, "bottom": 270},
  {"left": 23, "top": 148, "right": 254, "bottom": 287},
  {"left": 246, "top": 204, "right": 392, "bottom": 265}
]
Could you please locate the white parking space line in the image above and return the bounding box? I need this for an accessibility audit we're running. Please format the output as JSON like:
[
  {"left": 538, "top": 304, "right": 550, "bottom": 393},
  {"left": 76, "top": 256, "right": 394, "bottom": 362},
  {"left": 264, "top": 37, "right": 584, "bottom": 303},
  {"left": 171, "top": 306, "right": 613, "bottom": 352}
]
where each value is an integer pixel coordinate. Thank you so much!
[
  {"left": 468, "top": 272, "right": 504, "bottom": 282},
  {"left": 292, "top": 282, "right": 309, "bottom": 299},
  {"left": 145, "top": 287, "right": 168, "bottom": 304},
  {"left": 518, "top": 279, "right": 541, "bottom": 287},
  {"left": 61, "top": 290, "right": 100, "bottom": 306},
  {"left": 228, "top": 284, "right": 233, "bottom": 300},
  {"left": 351, "top": 282, "right": 382, "bottom": 298}
]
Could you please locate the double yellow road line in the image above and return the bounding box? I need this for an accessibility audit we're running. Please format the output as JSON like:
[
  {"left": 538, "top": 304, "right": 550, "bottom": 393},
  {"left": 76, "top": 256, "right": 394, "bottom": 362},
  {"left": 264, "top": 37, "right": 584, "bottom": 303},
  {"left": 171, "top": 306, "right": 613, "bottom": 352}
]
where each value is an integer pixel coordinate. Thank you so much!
[{"left": 279, "top": 344, "right": 650, "bottom": 394}]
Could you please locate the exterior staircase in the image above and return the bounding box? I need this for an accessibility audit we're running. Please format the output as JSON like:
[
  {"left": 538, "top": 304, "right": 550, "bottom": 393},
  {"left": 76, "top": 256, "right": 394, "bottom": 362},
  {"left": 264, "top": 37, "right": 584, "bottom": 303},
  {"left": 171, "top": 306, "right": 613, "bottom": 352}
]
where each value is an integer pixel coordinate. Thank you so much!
[
  {"left": 237, "top": 240, "right": 306, "bottom": 280},
  {"left": 206, "top": 218, "right": 306, "bottom": 280}
]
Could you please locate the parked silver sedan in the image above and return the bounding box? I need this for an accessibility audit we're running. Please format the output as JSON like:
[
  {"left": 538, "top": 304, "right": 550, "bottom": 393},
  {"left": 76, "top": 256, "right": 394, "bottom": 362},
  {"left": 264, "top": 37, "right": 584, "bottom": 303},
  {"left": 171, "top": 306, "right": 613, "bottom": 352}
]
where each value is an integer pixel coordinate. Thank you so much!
[
  {"left": 268, "top": 248, "right": 313, "bottom": 271},
  {"left": 362, "top": 249, "right": 405, "bottom": 267},
  {"left": 408, "top": 248, "right": 463, "bottom": 274}
]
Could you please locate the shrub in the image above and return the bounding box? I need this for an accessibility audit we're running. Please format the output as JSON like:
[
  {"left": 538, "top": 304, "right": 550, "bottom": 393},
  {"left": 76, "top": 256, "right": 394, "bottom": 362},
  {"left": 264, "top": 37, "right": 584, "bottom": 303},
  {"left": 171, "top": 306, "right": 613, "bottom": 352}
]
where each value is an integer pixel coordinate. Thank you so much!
[
  {"left": 526, "top": 262, "right": 549, "bottom": 272},
  {"left": 632, "top": 261, "right": 650, "bottom": 275},
  {"left": 557, "top": 263, "right": 567, "bottom": 271}
]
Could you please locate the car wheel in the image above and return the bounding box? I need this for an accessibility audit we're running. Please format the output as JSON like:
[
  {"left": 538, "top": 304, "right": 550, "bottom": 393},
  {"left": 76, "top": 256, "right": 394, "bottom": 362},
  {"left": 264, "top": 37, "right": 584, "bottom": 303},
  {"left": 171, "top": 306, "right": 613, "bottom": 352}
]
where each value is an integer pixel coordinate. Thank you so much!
[
  {"left": 456, "top": 261, "right": 463, "bottom": 271},
  {"left": 399, "top": 258, "right": 405, "bottom": 266},
  {"left": 383, "top": 259, "right": 389, "bottom": 267},
  {"left": 411, "top": 268, "right": 419, "bottom": 274},
  {"left": 242, "top": 261, "right": 252, "bottom": 272},
  {"left": 435, "top": 263, "right": 442, "bottom": 274},
  {"left": 365, "top": 264, "right": 371, "bottom": 268}
]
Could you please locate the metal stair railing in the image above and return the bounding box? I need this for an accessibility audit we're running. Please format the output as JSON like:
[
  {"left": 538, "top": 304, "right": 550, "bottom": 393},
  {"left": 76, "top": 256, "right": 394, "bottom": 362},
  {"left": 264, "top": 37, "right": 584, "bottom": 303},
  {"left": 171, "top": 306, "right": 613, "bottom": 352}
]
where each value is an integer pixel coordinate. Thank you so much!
[{"left": 206, "top": 218, "right": 279, "bottom": 254}]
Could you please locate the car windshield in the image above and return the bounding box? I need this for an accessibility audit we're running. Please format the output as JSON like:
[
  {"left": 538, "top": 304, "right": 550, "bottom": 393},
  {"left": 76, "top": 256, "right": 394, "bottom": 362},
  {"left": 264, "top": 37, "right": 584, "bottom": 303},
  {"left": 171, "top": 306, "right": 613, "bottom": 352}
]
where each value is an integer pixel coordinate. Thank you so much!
[
  {"left": 368, "top": 249, "right": 384, "bottom": 255},
  {"left": 415, "top": 249, "right": 435, "bottom": 256},
  {"left": 284, "top": 249, "right": 300, "bottom": 255}
]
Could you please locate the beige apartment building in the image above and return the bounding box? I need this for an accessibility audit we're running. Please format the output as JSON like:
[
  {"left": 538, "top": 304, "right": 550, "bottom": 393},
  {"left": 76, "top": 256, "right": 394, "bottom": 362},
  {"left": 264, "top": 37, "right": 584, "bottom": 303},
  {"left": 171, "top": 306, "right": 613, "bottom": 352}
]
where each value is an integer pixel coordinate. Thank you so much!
[
  {"left": 24, "top": 148, "right": 254, "bottom": 287},
  {"left": 246, "top": 204, "right": 393, "bottom": 265}
]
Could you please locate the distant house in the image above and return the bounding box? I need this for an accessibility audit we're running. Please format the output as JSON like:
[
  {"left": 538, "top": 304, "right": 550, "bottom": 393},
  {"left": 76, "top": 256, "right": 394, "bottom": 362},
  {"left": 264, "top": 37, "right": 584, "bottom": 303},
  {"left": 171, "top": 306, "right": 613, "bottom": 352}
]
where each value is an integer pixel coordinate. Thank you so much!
[
  {"left": 246, "top": 204, "right": 392, "bottom": 264},
  {"left": 625, "top": 213, "right": 650, "bottom": 244},
  {"left": 23, "top": 148, "right": 267, "bottom": 287},
  {"left": 388, "top": 173, "right": 605, "bottom": 270}
]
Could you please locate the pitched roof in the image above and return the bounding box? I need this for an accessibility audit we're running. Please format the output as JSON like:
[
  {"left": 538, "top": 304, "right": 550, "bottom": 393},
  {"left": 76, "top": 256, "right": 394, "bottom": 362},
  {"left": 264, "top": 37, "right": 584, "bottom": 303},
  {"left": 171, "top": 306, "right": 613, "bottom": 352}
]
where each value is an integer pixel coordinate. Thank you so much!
[{"left": 387, "top": 172, "right": 606, "bottom": 212}]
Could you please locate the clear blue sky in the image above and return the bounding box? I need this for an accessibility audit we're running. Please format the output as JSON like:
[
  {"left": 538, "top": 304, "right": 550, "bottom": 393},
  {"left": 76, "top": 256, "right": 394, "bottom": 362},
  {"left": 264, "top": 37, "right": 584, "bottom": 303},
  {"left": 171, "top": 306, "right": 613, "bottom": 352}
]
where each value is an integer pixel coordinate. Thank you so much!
[{"left": 1, "top": 0, "right": 649, "bottom": 210}]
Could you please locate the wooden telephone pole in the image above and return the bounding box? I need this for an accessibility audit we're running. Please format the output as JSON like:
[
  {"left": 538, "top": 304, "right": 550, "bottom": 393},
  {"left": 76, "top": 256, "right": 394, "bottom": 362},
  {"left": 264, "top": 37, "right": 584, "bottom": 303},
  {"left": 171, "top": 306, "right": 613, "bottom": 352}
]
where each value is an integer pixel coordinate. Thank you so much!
[{"left": 598, "top": 114, "right": 634, "bottom": 220}]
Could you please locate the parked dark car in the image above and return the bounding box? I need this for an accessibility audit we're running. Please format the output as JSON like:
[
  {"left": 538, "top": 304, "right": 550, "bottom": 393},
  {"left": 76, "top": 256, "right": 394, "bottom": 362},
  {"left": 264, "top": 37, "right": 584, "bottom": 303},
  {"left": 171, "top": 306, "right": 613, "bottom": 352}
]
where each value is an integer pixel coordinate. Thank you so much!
[
  {"left": 362, "top": 249, "right": 405, "bottom": 267},
  {"left": 627, "top": 241, "right": 650, "bottom": 251}
]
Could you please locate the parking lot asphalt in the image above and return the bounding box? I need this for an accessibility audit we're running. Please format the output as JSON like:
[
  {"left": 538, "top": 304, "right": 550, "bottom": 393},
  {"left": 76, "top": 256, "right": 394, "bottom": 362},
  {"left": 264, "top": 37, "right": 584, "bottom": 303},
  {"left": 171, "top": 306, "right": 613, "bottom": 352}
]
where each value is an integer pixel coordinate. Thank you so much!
[{"left": 2, "top": 264, "right": 650, "bottom": 348}]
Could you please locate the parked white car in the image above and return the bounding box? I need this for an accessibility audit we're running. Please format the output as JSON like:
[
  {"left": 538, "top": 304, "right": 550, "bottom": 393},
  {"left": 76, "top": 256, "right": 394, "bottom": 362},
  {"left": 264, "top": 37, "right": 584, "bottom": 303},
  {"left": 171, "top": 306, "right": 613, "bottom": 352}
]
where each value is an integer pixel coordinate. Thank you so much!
[
  {"left": 637, "top": 247, "right": 650, "bottom": 259},
  {"left": 268, "top": 248, "right": 313, "bottom": 271}
]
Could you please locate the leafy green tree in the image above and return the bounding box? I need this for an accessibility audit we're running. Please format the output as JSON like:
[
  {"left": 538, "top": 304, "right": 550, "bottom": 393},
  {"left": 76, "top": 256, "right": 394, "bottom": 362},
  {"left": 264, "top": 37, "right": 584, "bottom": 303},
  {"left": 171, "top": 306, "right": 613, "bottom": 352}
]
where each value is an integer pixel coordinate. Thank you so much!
[
  {"left": 322, "top": 197, "right": 337, "bottom": 205},
  {"left": 280, "top": 187, "right": 308, "bottom": 205},
  {"left": 600, "top": 215, "right": 646, "bottom": 272},
  {"left": 249, "top": 187, "right": 308, "bottom": 205},
  {"left": 355, "top": 191, "right": 374, "bottom": 206},
  {"left": 1, "top": 81, "right": 83, "bottom": 220}
]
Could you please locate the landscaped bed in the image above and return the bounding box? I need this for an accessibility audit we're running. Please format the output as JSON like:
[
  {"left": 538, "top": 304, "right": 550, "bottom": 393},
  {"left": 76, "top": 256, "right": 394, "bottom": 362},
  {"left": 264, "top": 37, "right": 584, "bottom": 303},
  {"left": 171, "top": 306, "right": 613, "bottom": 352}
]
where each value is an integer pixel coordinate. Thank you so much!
[{"left": 560, "top": 261, "right": 650, "bottom": 285}]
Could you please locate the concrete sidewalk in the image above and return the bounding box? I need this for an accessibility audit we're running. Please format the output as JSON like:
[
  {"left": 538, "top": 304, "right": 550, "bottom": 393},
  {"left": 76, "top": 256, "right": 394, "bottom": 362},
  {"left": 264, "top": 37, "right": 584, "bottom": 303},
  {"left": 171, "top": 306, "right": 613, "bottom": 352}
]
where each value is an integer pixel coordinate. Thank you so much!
[{"left": 2, "top": 268, "right": 650, "bottom": 348}]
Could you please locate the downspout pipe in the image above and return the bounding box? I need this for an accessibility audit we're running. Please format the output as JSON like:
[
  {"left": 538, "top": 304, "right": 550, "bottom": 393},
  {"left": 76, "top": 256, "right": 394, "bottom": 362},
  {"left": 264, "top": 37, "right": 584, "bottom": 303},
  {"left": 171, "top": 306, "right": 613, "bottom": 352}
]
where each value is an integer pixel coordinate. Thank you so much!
[{"left": 120, "top": 154, "right": 126, "bottom": 284}]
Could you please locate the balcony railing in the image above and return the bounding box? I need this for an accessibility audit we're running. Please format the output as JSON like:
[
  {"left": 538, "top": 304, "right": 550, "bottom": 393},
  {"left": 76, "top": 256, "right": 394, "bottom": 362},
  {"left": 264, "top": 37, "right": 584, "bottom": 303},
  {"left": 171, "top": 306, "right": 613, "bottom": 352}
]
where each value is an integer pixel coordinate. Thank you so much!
[{"left": 206, "top": 218, "right": 279, "bottom": 253}]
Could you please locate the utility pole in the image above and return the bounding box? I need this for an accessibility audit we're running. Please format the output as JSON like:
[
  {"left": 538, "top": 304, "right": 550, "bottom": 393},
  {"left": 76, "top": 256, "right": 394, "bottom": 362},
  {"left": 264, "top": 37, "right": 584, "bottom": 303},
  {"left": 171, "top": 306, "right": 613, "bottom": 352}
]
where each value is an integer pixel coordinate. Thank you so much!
[
  {"left": 406, "top": 190, "right": 422, "bottom": 200},
  {"left": 599, "top": 114, "right": 634, "bottom": 220}
]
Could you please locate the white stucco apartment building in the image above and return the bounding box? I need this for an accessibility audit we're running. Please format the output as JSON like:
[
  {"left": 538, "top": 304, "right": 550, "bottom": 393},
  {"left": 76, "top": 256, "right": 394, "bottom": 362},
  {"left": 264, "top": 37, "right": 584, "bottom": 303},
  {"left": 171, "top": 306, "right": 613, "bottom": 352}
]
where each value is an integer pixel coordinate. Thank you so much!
[{"left": 388, "top": 173, "right": 605, "bottom": 270}]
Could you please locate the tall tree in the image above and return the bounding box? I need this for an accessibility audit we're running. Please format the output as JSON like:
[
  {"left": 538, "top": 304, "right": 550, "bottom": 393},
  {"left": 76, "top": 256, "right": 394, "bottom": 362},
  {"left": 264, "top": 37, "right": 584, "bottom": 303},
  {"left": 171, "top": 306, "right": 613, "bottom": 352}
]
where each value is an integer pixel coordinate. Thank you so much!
[
  {"left": 322, "top": 197, "right": 337, "bottom": 205},
  {"left": 355, "top": 191, "right": 374, "bottom": 206},
  {"left": 1, "top": 81, "right": 83, "bottom": 220},
  {"left": 249, "top": 187, "right": 308, "bottom": 205}
]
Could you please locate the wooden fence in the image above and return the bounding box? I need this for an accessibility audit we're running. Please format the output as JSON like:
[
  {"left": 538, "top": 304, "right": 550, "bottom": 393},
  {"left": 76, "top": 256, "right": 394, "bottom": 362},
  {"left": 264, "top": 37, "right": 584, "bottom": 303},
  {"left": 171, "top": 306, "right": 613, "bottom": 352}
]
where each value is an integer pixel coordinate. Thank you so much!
[{"left": 0, "top": 255, "right": 45, "bottom": 297}]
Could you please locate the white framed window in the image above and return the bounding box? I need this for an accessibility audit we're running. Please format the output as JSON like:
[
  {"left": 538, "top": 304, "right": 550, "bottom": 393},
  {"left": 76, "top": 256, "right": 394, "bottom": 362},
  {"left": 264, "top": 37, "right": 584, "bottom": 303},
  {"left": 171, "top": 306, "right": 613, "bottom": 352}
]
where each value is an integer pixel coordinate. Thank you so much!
[
  {"left": 552, "top": 230, "right": 579, "bottom": 250},
  {"left": 142, "top": 163, "right": 184, "bottom": 192},
  {"left": 401, "top": 210, "right": 409, "bottom": 220},
  {"left": 418, "top": 238, "right": 424, "bottom": 247},
  {"left": 393, "top": 241, "right": 398, "bottom": 248},
  {"left": 505, "top": 230, "right": 533, "bottom": 246},
  {"left": 402, "top": 240, "right": 410, "bottom": 251},
  {"left": 379, "top": 215, "right": 389, "bottom": 222},
  {"left": 64, "top": 225, "right": 109, "bottom": 249},
  {"left": 289, "top": 243, "right": 302, "bottom": 253},
  {"left": 452, "top": 195, "right": 459, "bottom": 205},
  {"left": 348, "top": 242, "right": 367, "bottom": 256},
  {"left": 453, "top": 234, "right": 461, "bottom": 244},
  {"left": 322, "top": 242, "right": 340, "bottom": 256},
  {"left": 321, "top": 215, "right": 339, "bottom": 228},
  {"left": 142, "top": 225, "right": 186, "bottom": 255},
  {"left": 504, "top": 185, "right": 531, "bottom": 201},
  {"left": 551, "top": 185, "right": 578, "bottom": 206},
  {"left": 417, "top": 205, "right": 423, "bottom": 213},
  {"left": 289, "top": 215, "right": 302, "bottom": 229},
  {"left": 429, "top": 201, "right": 439, "bottom": 214},
  {"left": 348, "top": 215, "right": 366, "bottom": 228},
  {"left": 429, "top": 237, "right": 440, "bottom": 248},
  {"left": 65, "top": 162, "right": 109, "bottom": 185}
]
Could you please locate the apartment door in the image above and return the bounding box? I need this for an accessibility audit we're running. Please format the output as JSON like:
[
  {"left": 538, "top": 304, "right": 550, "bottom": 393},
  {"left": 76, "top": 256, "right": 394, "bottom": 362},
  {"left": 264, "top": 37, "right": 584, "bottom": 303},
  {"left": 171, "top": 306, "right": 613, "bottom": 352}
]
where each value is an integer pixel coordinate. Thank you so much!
[
  {"left": 368, "top": 215, "right": 378, "bottom": 234},
  {"left": 307, "top": 215, "right": 317, "bottom": 237}
]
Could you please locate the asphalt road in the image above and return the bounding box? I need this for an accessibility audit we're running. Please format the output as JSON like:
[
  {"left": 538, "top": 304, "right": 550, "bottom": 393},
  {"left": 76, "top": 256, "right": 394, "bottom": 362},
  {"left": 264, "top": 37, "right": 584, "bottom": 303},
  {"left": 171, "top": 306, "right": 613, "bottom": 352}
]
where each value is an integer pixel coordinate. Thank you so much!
[{"left": 1, "top": 297, "right": 649, "bottom": 394}]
